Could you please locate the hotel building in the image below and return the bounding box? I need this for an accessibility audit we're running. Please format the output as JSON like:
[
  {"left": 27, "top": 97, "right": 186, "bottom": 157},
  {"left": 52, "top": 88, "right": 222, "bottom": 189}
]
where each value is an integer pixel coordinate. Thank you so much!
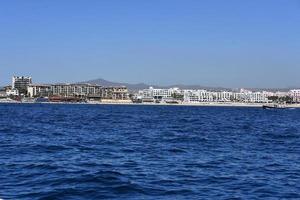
[
  {"left": 289, "top": 89, "right": 300, "bottom": 102},
  {"left": 27, "top": 84, "right": 52, "bottom": 97},
  {"left": 101, "top": 86, "right": 129, "bottom": 100},
  {"left": 50, "top": 84, "right": 102, "bottom": 97},
  {"left": 183, "top": 90, "right": 214, "bottom": 103},
  {"left": 138, "top": 87, "right": 270, "bottom": 103},
  {"left": 138, "top": 87, "right": 182, "bottom": 102},
  {"left": 12, "top": 76, "right": 32, "bottom": 95},
  {"left": 27, "top": 83, "right": 129, "bottom": 100}
]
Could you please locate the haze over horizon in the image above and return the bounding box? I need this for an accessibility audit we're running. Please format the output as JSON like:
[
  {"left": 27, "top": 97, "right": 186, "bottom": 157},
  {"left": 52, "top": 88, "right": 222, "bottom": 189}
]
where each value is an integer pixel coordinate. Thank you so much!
[{"left": 1, "top": 0, "right": 300, "bottom": 88}]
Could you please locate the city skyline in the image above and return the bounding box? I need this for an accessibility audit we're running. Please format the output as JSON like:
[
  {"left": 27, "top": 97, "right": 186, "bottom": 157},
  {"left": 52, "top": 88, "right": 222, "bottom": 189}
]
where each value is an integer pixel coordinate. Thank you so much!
[
  {"left": 1, "top": 0, "right": 300, "bottom": 88},
  {"left": 2, "top": 75, "right": 300, "bottom": 104},
  {"left": 1, "top": 76, "right": 299, "bottom": 90}
]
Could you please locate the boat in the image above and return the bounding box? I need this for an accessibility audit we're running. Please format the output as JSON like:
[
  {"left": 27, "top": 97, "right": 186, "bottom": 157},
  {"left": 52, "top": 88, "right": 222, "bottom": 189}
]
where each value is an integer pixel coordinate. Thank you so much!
[
  {"left": 262, "top": 103, "right": 286, "bottom": 109},
  {"left": 35, "top": 97, "right": 49, "bottom": 103},
  {"left": 21, "top": 98, "right": 35, "bottom": 103},
  {"left": 0, "top": 98, "right": 19, "bottom": 103}
]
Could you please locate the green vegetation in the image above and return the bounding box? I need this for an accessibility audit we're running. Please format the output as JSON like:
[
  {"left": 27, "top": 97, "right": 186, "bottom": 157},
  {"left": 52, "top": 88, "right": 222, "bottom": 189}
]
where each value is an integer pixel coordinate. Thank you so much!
[
  {"left": 267, "top": 96, "right": 293, "bottom": 103},
  {"left": 171, "top": 93, "right": 184, "bottom": 100}
]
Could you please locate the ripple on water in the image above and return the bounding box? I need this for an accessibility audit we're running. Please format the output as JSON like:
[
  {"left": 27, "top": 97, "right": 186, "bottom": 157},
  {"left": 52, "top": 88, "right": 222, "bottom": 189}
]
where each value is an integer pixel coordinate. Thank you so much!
[{"left": 0, "top": 104, "right": 300, "bottom": 199}]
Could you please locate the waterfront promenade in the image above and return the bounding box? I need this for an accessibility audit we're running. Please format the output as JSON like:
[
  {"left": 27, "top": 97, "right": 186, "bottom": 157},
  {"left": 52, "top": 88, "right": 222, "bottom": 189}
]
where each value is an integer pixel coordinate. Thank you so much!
[{"left": 1, "top": 99, "right": 300, "bottom": 108}]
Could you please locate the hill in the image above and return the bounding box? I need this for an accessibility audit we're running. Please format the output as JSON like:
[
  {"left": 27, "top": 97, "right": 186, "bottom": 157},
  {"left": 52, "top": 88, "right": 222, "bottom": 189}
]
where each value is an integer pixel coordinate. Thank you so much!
[{"left": 79, "top": 78, "right": 229, "bottom": 91}]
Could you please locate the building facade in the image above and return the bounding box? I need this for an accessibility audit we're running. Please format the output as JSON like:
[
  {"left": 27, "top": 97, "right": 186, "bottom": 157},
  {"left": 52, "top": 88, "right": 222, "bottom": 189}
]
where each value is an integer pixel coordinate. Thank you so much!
[
  {"left": 12, "top": 76, "right": 32, "bottom": 95},
  {"left": 137, "top": 87, "right": 271, "bottom": 103},
  {"left": 137, "top": 87, "right": 182, "bottom": 102},
  {"left": 27, "top": 84, "right": 52, "bottom": 97},
  {"left": 183, "top": 90, "right": 214, "bottom": 103},
  {"left": 26, "top": 83, "right": 129, "bottom": 100},
  {"left": 101, "top": 86, "right": 129, "bottom": 100},
  {"left": 290, "top": 89, "right": 300, "bottom": 102},
  {"left": 50, "top": 84, "right": 102, "bottom": 97}
]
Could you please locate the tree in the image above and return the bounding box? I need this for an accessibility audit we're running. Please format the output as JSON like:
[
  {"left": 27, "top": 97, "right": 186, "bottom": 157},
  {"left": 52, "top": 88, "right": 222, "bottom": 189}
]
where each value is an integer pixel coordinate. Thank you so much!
[
  {"left": 279, "top": 96, "right": 293, "bottom": 103},
  {"left": 267, "top": 96, "right": 279, "bottom": 102},
  {"left": 171, "top": 93, "right": 184, "bottom": 100}
]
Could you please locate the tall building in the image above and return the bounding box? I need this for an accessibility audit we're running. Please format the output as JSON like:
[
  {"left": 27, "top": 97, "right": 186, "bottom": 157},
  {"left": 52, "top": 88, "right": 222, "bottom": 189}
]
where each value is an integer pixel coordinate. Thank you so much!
[{"left": 12, "top": 76, "right": 32, "bottom": 95}]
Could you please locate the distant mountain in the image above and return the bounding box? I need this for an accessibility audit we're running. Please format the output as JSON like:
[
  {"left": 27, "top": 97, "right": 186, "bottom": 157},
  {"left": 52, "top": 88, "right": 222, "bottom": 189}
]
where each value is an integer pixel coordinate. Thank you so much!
[
  {"left": 79, "top": 78, "right": 151, "bottom": 90},
  {"left": 79, "top": 78, "right": 229, "bottom": 91},
  {"left": 79, "top": 78, "right": 296, "bottom": 92}
]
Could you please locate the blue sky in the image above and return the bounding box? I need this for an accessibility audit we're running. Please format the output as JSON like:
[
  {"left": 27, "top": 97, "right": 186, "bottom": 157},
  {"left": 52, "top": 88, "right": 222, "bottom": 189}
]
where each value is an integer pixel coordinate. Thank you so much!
[{"left": 1, "top": 0, "right": 300, "bottom": 88}]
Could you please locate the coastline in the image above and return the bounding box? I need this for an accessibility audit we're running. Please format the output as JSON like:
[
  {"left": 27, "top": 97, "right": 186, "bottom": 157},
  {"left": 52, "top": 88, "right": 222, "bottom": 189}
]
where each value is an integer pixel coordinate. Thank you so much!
[
  {"left": 1, "top": 100, "right": 300, "bottom": 108},
  {"left": 96, "top": 102, "right": 300, "bottom": 108}
]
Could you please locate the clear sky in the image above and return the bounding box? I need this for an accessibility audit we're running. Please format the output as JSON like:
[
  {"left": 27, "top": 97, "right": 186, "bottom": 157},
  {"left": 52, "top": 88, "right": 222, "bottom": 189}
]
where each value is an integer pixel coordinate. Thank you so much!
[{"left": 1, "top": 0, "right": 300, "bottom": 88}]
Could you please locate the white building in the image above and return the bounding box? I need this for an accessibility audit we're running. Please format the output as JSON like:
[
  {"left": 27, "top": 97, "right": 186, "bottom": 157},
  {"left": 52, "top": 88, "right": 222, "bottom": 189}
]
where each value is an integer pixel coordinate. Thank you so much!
[
  {"left": 212, "top": 91, "right": 233, "bottom": 102},
  {"left": 137, "top": 87, "right": 274, "bottom": 103},
  {"left": 183, "top": 90, "right": 213, "bottom": 103},
  {"left": 138, "top": 87, "right": 181, "bottom": 102},
  {"left": 289, "top": 89, "right": 300, "bottom": 102},
  {"left": 0, "top": 89, "right": 7, "bottom": 98},
  {"left": 6, "top": 88, "right": 19, "bottom": 96},
  {"left": 247, "top": 92, "right": 269, "bottom": 103},
  {"left": 27, "top": 84, "right": 52, "bottom": 97},
  {"left": 232, "top": 90, "right": 269, "bottom": 103},
  {"left": 12, "top": 76, "right": 32, "bottom": 95},
  {"left": 274, "top": 91, "right": 289, "bottom": 97}
]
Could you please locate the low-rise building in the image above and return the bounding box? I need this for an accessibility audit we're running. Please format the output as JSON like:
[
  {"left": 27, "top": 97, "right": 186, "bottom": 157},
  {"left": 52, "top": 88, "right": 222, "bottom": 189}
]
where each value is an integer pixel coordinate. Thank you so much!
[
  {"left": 26, "top": 83, "right": 129, "bottom": 100},
  {"left": 0, "top": 87, "right": 7, "bottom": 98},
  {"left": 183, "top": 90, "right": 213, "bottom": 103},
  {"left": 137, "top": 87, "right": 182, "bottom": 102},
  {"left": 137, "top": 87, "right": 271, "bottom": 103},
  {"left": 51, "top": 83, "right": 102, "bottom": 97},
  {"left": 27, "top": 84, "right": 52, "bottom": 97},
  {"left": 289, "top": 89, "right": 300, "bottom": 102},
  {"left": 232, "top": 90, "right": 269, "bottom": 103},
  {"left": 6, "top": 88, "right": 19, "bottom": 96},
  {"left": 101, "top": 86, "right": 129, "bottom": 100}
]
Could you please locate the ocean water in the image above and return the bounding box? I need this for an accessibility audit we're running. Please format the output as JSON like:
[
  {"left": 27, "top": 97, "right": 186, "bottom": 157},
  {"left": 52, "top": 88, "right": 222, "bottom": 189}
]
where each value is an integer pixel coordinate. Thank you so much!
[{"left": 0, "top": 104, "right": 299, "bottom": 200}]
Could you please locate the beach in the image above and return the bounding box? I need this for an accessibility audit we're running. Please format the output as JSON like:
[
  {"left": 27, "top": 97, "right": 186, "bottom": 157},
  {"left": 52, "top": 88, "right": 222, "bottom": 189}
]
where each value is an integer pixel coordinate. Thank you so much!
[{"left": 1, "top": 99, "right": 300, "bottom": 108}]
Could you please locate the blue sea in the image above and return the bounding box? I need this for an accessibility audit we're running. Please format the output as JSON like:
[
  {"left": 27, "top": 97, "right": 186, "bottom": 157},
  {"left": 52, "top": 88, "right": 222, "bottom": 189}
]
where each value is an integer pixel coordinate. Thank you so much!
[{"left": 0, "top": 104, "right": 299, "bottom": 199}]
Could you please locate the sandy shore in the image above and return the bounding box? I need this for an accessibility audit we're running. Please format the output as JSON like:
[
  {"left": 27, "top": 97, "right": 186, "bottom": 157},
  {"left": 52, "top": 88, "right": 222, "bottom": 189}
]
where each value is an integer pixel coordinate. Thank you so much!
[
  {"left": 93, "top": 101, "right": 300, "bottom": 108},
  {"left": 49, "top": 102, "right": 300, "bottom": 108},
  {"left": 1, "top": 100, "right": 300, "bottom": 108},
  {"left": 95, "top": 102, "right": 264, "bottom": 107}
]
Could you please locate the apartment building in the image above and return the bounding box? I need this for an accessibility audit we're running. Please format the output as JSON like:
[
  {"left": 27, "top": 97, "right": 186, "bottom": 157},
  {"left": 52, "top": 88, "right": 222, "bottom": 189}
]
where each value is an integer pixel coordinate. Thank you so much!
[
  {"left": 289, "top": 89, "right": 300, "bottom": 102},
  {"left": 27, "top": 84, "right": 52, "bottom": 97},
  {"left": 50, "top": 84, "right": 102, "bottom": 97},
  {"left": 183, "top": 90, "right": 213, "bottom": 103},
  {"left": 26, "top": 83, "right": 129, "bottom": 100},
  {"left": 101, "top": 86, "right": 129, "bottom": 100},
  {"left": 138, "top": 87, "right": 271, "bottom": 103},
  {"left": 12, "top": 76, "right": 32, "bottom": 95}
]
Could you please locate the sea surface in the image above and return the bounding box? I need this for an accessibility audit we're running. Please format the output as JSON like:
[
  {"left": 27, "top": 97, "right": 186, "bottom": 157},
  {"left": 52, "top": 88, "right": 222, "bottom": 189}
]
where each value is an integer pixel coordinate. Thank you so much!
[{"left": 0, "top": 104, "right": 300, "bottom": 200}]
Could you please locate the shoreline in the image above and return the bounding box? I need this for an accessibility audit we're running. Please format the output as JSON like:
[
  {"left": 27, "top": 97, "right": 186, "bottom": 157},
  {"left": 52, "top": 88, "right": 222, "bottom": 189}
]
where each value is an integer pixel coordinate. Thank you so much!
[
  {"left": 96, "top": 102, "right": 300, "bottom": 108},
  {"left": 1, "top": 101, "right": 300, "bottom": 108}
]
